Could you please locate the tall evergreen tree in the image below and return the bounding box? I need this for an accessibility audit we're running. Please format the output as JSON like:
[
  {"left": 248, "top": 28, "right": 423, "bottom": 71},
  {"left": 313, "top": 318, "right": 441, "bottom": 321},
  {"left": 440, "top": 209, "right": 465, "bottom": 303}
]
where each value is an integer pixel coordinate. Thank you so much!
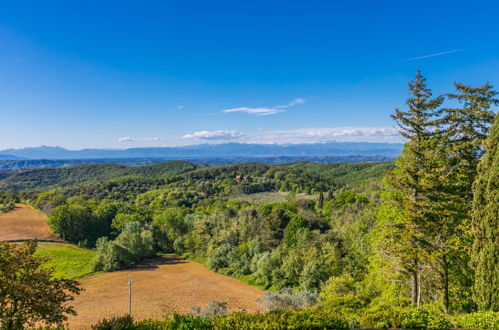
[
  {"left": 445, "top": 83, "right": 498, "bottom": 202},
  {"left": 436, "top": 83, "right": 498, "bottom": 311},
  {"left": 471, "top": 115, "right": 499, "bottom": 311},
  {"left": 383, "top": 70, "right": 444, "bottom": 306},
  {"left": 318, "top": 191, "right": 324, "bottom": 209}
]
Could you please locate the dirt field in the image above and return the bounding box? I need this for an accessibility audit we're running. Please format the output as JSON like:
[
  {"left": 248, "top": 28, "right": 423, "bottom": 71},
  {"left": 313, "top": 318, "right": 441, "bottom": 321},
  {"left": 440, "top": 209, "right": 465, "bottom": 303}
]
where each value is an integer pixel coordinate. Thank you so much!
[
  {"left": 0, "top": 204, "right": 60, "bottom": 241},
  {"left": 68, "top": 256, "right": 264, "bottom": 329}
]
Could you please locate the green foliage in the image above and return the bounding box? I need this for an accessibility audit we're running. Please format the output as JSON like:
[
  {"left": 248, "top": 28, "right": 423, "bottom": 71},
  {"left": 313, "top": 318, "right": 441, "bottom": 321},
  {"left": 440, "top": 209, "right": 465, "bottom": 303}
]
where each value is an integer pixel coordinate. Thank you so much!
[
  {"left": 128, "top": 309, "right": 350, "bottom": 330},
  {"left": 0, "top": 161, "right": 199, "bottom": 191},
  {"left": 454, "top": 311, "right": 499, "bottom": 329},
  {"left": 333, "top": 190, "right": 368, "bottom": 210},
  {"left": 36, "top": 243, "right": 96, "bottom": 279},
  {"left": 257, "top": 288, "right": 317, "bottom": 312},
  {"left": 471, "top": 115, "right": 499, "bottom": 311},
  {"left": 0, "top": 241, "right": 81, "bottom": 328},
  {"left": 48, "top": 198, "right": 116, "bottom": 245},
  {"left": 91, "top": 315, "right": 135, "bottom": 330},
  {"left": 92, "top": 222, "right": 156, "bottom": 271},
  {"left": 319, "top": 274, "right": 371, "bottom": 312},
  {"left": 191, "top": 300, "right": 228, "bottom": 318}
]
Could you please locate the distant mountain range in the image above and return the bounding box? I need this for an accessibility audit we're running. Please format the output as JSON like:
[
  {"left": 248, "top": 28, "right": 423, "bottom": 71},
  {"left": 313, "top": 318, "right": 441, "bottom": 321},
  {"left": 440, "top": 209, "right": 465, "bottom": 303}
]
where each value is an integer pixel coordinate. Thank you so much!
[{"left": 0, "top": 143, "right": 403, "bottom": 160}]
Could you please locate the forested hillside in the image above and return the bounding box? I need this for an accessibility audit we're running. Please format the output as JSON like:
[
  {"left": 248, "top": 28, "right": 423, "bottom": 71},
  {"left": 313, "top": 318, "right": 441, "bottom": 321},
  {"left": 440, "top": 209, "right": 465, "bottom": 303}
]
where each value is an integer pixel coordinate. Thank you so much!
[
  {"left": 1, "top": 73, "right": 497, "bottom": 329},
  {"left": 0, "top": 161, "right": 199, "bottom": 190}
]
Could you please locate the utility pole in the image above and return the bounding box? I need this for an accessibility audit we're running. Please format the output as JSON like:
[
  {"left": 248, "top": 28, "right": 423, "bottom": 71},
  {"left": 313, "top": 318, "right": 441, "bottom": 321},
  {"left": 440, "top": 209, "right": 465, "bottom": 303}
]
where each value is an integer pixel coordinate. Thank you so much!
[{"left": 128, "top": 274, "right": 132, "bottom": 316}]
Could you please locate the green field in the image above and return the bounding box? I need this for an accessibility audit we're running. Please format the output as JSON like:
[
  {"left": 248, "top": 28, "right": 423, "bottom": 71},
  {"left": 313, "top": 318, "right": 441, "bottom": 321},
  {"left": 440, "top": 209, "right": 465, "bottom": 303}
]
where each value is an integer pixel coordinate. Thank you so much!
[{"left": 36, "top": 242, "right": 96, "bottom": 279}]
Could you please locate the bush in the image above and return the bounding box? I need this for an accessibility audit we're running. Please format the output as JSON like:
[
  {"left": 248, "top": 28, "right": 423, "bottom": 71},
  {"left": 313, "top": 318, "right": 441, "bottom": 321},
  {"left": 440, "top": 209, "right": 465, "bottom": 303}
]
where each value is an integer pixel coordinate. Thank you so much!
[
  {"left": 399, "top": 307, "right": 453, "bottom": 329},
  {"left": 91, "top": 315, "right": 135, "bottom": 329},
  {"left": 211, "top": 309, "right": 350, "bottom": 329},
  {"left": 358, "top": 306, "right": 453, "bottom": 329},
  {"left": 257, "top": 288, "right": 317, "bottom": 312},
  {"left": 454, "top": 311, "right": 499, "bottom": 329},
  {"left": 191, "top": 300, "right": 229, "bottom": 318},
  {"left": 93, "top": 309, "right": 351, "bottom": 329}
]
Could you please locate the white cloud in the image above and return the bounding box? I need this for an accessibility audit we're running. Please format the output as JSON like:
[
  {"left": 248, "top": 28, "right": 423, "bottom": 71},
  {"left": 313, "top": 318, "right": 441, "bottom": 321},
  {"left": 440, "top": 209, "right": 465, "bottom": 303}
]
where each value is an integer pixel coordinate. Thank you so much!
[
  {"left": 183, "top": 130, "right": 245, "bottom": 140},
  {"left": 277, "top": 98, "right": 306, "bottom": 108},
  {"left": 254, "top": 127, "right": 401, "bottom": 143},
  {"left": 222, "top": 98, "right": 306, "bottom": 116},
  {"left": 179, "top": 127, "right": 402, "bottom": 144},
  {"left": 118, "top": 137, "right": 162, "bottom": 142},
  {"left": 222, "top": 107, "right": 286, "bottom": 116},
  {"left": 172, "top": 105, "right": 184, "bottom": 110}
]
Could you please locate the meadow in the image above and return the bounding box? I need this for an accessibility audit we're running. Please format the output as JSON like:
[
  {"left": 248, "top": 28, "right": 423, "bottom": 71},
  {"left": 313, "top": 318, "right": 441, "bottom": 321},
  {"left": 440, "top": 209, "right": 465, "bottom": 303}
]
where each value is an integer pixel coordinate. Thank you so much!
[{"left": 36, "top": 242, "right": 96, "bottom": 279}]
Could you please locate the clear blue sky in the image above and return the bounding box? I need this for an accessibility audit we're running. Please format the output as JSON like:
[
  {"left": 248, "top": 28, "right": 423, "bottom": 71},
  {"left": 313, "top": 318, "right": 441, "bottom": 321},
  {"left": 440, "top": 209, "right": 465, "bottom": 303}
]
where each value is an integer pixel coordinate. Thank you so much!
[{"left": 1, "top": 0, "right": 498, "bottom": 149}]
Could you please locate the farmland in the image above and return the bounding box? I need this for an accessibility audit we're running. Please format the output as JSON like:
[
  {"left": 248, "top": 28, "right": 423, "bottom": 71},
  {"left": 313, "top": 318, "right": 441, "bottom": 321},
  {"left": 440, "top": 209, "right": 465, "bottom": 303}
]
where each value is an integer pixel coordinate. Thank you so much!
[
  {"left": 0, "top": 203, "right": 265, "bottom": 329},
  {"left": 0, "top": 204, "right": 59, "bottom": 241},
  {"left": 67, "top": 255, "right": 264, "bottom": 329}
]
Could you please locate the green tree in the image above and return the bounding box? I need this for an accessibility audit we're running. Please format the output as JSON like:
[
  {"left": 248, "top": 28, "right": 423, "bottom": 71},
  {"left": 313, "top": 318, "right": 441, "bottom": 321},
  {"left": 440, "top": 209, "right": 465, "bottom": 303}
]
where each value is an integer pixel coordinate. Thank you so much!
[
  {"left": 434, "top": 82, "right": 498, "bottom": 311},
  {"left": 318, "top": 192, "right": 324, "bottom": 209},
  {"left": 445, "top": 82, "right": 498, "bottom": 201},
  {"left": 0, "top": 241, "right": 81, "bottom": 328},
  {"left": 471, "top": 115, "right": 499, "bottom": 311},
  {"left": 382, "top": 70, "right": 444, "bottom": 306}
]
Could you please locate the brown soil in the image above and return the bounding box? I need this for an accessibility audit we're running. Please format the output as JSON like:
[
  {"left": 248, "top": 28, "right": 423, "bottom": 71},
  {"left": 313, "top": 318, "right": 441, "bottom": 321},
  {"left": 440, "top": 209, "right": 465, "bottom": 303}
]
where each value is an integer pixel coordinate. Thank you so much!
[
  {"left": 0, "top": 204, "right": 60, "bottom": 241},
  {"left": 68, "top": 256, "right": 264, "bottom": 329}
]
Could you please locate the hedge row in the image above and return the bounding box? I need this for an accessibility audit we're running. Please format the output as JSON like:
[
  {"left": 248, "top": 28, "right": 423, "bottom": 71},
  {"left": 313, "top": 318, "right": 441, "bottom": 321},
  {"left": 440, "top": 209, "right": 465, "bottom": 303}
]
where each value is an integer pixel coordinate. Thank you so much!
[{"left": 90, "top": 308, "right": 499, "bottom": 330}]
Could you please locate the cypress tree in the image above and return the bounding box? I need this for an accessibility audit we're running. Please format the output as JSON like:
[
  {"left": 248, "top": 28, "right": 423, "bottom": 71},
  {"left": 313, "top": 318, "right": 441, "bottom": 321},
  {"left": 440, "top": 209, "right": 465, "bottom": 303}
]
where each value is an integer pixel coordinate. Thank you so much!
[
  {"left": 471, "top": 115, "right": 499, "bottom": 311},
  {"left": 318, "top": 191, "right": 324, "bottom": 209}
]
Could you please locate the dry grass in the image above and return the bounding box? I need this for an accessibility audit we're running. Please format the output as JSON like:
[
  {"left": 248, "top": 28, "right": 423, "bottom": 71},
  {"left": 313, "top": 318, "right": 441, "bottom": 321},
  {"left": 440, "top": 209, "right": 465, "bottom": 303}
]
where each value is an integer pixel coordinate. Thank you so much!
[
  {"left": 0, "top": 204, "right": 60, "bottom": 241},
  {"left": 68, "top": 256, "right": 264, "bottom": 329}
]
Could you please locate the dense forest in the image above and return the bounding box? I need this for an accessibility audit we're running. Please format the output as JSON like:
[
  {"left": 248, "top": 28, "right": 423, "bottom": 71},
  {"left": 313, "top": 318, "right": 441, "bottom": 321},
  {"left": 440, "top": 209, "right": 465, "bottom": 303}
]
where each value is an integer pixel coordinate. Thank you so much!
[{"left": 1, "top": 72, "right": 498, "bottom": 328}]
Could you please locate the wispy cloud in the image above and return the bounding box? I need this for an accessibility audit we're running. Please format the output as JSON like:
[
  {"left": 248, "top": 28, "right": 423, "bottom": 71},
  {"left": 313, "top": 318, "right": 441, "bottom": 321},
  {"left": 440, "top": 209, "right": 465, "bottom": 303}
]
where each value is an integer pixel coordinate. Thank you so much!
[
  {"left": 118, "top": 136, "right": 162, "bottom": 142},
  {"left": 183, "top": 130, "right": 245, "bottom": 140},
  {"left": 276, "top": 98, "right": 306, "bottom": 109},
  {"left": 222, "top": 107, "right": 286, "bottom": 116},
  {"left": 249, "top": 127, "right": 401, "bottom": 144},
  {"left": 172, "top": 105, "right": 184, "bottom": 111},
  {"left": 180, "top": 127, "right": 402, "bottom": 144},
  {"left": 222, "top": 98, "right": 306, "bottom": 116},
  {"left": 405, "top": 49, "right": 464, "bottom": 61}
]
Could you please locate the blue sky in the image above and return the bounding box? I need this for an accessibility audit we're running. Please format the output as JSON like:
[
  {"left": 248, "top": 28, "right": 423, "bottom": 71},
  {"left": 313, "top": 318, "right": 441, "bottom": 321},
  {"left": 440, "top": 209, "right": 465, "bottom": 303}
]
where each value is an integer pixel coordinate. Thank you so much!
[{"left": 1, "top": 0, "right": 498, "bottom": 149}]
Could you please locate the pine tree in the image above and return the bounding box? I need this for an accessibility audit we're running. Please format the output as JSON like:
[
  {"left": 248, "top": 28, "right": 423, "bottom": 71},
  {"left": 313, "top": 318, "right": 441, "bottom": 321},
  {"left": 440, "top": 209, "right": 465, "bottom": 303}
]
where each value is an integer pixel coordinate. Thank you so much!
[
  {"left": 434, "top": 83, "right": 498, "bottom": 311},
  {"left": 471, "top": 115, "right": 499, "bottom": 311},
  {"left": 445, "top": 83, "right": 498, "bottom": 202},
  {"left": 383, "top": 70, "right": 444, "bottom": 306}
]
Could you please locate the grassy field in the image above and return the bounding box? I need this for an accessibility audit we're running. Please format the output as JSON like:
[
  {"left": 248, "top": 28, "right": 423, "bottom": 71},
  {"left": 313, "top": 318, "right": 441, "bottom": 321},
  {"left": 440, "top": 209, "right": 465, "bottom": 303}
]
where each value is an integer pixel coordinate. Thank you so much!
[
  {"left": 68, "top": 255, "right": 264, "bottom": 329},
  {"left": 36, "top": 242, "right": 96, "bottom": 279},
  {"left": 0, "top": 204, "right": 60, "bottom": 241}
]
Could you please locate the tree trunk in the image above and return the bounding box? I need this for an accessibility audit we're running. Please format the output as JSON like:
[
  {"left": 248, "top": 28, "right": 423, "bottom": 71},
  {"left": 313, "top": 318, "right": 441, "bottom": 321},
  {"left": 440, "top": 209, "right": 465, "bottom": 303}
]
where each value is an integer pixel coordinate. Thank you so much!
[
  {"left": 417, "top": 271, "right": 422, "bottom": 307},
  {"left": 411, "top": 258, "right": 419, "bottom": 306},
  {"left": 442, "top": 255, "right": 450, "bottom": 313}
]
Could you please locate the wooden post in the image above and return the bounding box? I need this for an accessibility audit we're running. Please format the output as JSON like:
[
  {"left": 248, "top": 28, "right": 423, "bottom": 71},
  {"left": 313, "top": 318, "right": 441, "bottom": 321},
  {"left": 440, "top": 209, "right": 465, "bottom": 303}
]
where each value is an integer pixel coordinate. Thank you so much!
[{"left": 128, "top": 274, "right": 132, "bottom": 316}]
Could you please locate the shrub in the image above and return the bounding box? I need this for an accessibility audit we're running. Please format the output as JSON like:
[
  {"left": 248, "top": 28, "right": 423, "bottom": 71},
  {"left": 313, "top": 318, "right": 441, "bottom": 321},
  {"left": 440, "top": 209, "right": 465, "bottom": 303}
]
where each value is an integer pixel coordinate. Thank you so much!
[
  {"left": 191, "top": 300, "right": 229, "bottom": 318},
  {"left": 91, "top": 315, "right": 134, "bottom": 329},
  {"left": 257, "top": 287, "right": 317, "bottom": 312},
  {"left": 213, "top": 309, "right": 350, "bottom": 329},
  {"left": 454, "top": 311, "right": 499, "bottom": 330},
  {"left": 358, "top": 306, "right": 453, "bottom": 329}
]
